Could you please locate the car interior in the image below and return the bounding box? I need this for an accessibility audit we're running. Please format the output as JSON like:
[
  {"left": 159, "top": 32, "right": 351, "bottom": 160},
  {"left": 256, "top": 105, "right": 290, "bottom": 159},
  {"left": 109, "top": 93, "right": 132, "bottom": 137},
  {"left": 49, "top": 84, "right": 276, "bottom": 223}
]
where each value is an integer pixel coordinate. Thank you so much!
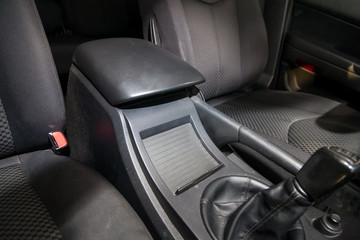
[{"left": 1, "top": 0, "right": 359, "bottom": 239}]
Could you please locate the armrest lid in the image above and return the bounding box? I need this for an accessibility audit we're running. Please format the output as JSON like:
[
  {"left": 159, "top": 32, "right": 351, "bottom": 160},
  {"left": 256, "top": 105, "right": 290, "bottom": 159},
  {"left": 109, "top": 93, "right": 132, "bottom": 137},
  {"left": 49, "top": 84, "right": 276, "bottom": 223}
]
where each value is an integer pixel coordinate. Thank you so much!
[{"left": 73, "top": 38, "right": 205, "bottom": 106}]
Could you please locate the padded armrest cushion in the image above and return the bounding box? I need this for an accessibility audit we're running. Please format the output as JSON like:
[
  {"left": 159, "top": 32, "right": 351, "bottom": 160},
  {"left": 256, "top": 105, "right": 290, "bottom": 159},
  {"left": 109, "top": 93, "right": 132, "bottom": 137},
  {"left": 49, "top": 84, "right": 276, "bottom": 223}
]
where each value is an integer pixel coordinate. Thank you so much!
[{"left": 73, "top": 38, "right": 205, "bottom": 106}]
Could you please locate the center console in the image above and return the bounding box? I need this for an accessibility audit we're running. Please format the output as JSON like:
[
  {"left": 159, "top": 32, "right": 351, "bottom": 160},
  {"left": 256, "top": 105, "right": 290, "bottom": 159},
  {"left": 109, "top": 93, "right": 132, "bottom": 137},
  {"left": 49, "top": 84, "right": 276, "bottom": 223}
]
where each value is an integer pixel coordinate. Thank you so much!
[{"left": 66, "top": 38, "right": 359, "bottom": 240}]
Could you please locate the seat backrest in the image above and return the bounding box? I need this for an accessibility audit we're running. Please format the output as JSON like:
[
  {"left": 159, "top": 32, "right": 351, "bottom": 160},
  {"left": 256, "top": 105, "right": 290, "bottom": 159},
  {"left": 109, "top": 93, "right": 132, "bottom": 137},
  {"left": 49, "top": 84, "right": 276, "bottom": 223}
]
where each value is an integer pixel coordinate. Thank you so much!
[
  {"left": 138, "top": 0, "right": 269, "bottom": 100},
  {"left": 0, "top": 0, "right": 65, "bottom": 159}
]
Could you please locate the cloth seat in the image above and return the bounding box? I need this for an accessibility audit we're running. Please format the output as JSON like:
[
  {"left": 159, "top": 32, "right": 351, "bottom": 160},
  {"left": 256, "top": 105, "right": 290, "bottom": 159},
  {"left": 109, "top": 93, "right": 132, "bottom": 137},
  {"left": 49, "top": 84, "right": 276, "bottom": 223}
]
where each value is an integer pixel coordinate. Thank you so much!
[
  {"left": 211, "top": 90, "right": 360, "bottom": 158},
  {"left": 137, "top": 0, "right": 360, "bottom": 172},
  {"left": 0, "top": 0, "right": 151, "bottom": 239},
  {"left": 0, "top": 151, "right": 151, "bottom": 239}
]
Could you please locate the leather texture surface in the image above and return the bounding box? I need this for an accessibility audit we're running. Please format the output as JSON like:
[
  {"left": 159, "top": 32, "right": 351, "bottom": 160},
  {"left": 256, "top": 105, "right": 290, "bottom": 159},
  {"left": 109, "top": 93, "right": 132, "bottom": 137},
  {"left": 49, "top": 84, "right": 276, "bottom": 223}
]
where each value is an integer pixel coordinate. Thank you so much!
[
  {"left": 0, "top": 0, "right": 65, "bottom": 156},
  {"left": 73, "top": 38, "right": 204, "bottom": 106},
  {"left": 200, "top": 176, "right": 269, "bottom": 240},
  {"left": 201, "top": 176, "right": 308, "bottom": 240},
  {"left": 224, "top": 178, "right": 309, "bottom": 240}
]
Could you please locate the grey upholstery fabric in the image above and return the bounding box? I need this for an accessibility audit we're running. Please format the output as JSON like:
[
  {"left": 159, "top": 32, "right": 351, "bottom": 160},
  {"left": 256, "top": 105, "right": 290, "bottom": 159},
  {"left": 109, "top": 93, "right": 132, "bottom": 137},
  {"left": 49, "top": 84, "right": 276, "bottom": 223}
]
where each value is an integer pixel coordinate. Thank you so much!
[
  {"left": 19, "top": 150, "right": 152, "bottom": 240},
  {"left": 0, "top": 1, "right": 152, "bottom": 239},
  {"left": 215, "top": 94, "right": 317, "bottom": 142},
  {"left": 0, "top": 0, "right": 65, "bottom": 155},
  {"left": 182, "top": 0, "right": 245, "bottom": 99},
  {"left": 0, "top": 100, "right": 15, "bottom": 159},
  {"left": 138, "top": 0, "right": 196, "bottom": 65},
  {"left": 138, "top": 0, "right": 360, "bottom": 162},
  {"left": 0, "top": 151, "right": 152, "bottom": 240},
  {"left": 215, "top": 91, "right": 360, "bottom": 155},
  {"left": 139, "top": 0, "right": 267, "bottom": 100},
  {"left": 288, "top": 117, "right": 360, "bottom": 154},
  {"left": 0, "top": 160, "right": 62, "bottom": 239}
]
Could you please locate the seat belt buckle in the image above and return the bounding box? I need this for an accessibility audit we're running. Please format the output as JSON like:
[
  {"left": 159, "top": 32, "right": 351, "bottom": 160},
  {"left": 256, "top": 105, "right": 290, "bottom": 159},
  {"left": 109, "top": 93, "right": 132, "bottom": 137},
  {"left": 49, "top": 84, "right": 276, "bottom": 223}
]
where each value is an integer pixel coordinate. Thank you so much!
[{"left": 48, "top": 131, "right": 69, "bottom": 155}]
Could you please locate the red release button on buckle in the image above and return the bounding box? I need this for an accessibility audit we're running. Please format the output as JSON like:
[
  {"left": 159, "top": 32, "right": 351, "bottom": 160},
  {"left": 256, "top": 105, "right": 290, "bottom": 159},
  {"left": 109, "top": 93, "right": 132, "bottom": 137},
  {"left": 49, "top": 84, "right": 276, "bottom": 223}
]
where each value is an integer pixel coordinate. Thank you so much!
[
  {"left": 48, "top": 131, "right": 68, "bottom": 154},
  {"left": 296, "top": 60, "right": 318, "bottom": 74}
]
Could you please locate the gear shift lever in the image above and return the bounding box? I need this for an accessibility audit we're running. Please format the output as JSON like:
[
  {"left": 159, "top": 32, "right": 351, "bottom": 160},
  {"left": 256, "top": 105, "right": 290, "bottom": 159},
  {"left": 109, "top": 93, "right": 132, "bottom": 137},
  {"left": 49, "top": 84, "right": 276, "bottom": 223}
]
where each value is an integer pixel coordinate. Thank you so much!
[
  {"left": 296, "top": 146, "right": 360, "bottom": 201},
  {"left": 223, "top": 147, "right": 360, "bottom": 240}
]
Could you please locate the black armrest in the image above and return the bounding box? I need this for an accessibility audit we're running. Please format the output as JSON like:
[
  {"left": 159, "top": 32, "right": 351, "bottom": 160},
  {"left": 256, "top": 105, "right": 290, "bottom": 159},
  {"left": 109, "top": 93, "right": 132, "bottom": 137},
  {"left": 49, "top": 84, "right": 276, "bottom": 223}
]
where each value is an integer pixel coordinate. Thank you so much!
[{"left": 73, "top": 38, "right": 205, "bottom": 106}]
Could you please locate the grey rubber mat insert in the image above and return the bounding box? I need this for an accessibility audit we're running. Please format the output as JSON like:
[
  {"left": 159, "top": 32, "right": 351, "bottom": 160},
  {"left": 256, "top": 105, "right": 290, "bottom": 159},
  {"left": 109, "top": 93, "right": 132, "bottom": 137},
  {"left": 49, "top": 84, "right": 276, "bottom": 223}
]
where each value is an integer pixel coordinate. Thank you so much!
[{"left": 143, "top": 123, "right": 221, "bottom": 195}]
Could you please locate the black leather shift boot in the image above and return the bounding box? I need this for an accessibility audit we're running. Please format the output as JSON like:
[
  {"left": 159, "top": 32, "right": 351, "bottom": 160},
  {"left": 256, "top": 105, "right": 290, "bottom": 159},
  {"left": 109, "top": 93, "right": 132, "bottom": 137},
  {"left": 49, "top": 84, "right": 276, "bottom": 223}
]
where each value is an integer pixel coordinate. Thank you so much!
[
  {"left": 201, "top": 176, "right": 310, "bottom": 240},
  {"left": 225, "top": 178, "right": 310, "bottom": 240}
]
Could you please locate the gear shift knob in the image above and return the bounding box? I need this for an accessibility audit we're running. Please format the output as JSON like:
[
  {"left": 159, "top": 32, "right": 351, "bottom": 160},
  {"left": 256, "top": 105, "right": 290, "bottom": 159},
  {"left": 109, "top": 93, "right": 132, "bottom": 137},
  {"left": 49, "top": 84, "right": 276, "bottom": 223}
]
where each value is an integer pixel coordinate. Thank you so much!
[
  {"left": 296, "top": 147, "right": 360, "bottom": 201},
  {"left": 204, "top": 147, "right": 360, "bottom": 240}
]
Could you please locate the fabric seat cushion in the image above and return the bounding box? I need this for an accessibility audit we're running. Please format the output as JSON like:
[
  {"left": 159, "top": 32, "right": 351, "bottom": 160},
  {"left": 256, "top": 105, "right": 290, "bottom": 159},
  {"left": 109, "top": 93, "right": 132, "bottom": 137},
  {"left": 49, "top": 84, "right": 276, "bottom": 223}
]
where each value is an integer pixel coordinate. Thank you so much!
[
  {"left": 213, "top": 90, "right": 360, "bottom": 156},
  {"left": 0, "top": 150, "right": 151, "bottom": 240},
  {"left": 0, "top": 158, "right": 61, "bottom": 239}
]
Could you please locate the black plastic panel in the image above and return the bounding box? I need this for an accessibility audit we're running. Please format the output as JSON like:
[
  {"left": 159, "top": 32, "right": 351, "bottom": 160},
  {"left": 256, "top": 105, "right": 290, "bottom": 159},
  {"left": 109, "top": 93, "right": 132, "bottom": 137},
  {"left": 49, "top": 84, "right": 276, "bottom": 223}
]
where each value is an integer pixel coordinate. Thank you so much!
[
  {"left": 284, "top": 3, "right": 360, "bottom": 91},
  {"left": 289, "top": 4, "right": 360, "bottom": 66},
  {"left": 66, "top": 67, "right": 334, "bottom": 239},
  {"left": 316, "top": 184, "right": 360, "bottom": 240},
  {"left": 122, "top": 98, "right": 271, "bottom": 239},
  {"left": 297, "top": 0, "right": 360, "bottom": 26}
]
